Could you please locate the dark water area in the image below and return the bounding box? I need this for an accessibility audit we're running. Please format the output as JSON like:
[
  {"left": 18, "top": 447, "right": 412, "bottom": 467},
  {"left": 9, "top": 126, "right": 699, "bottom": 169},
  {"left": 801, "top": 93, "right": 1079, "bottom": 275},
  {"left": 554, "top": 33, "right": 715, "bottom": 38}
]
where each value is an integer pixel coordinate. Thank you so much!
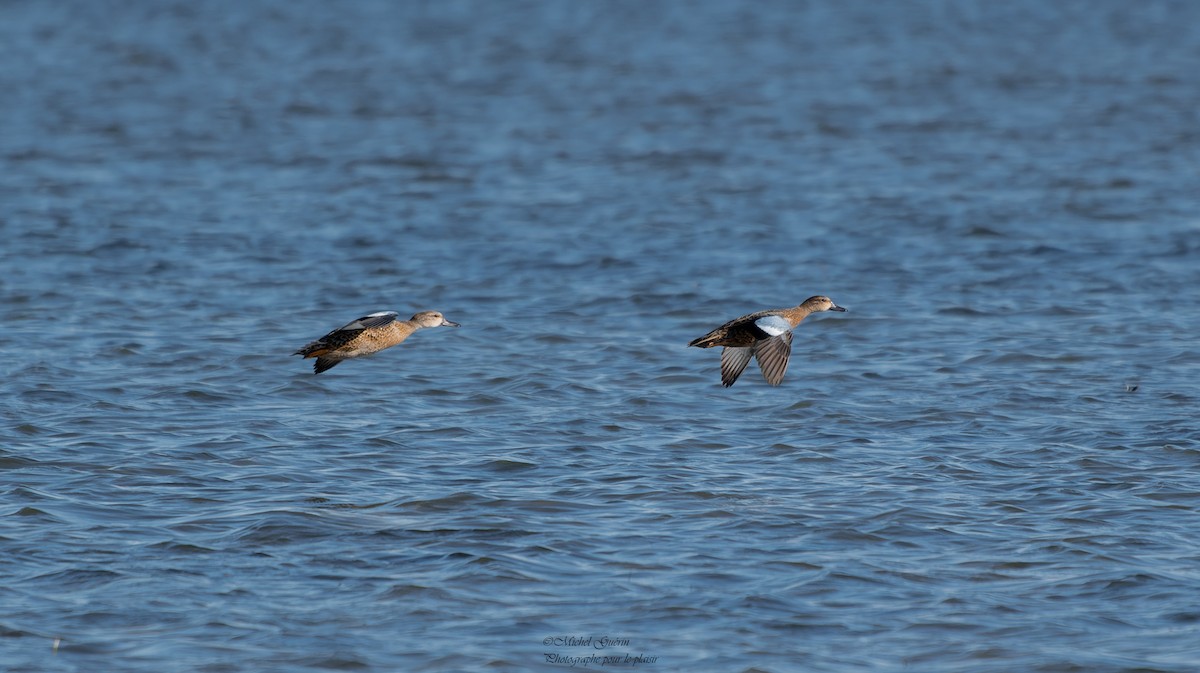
[{"left": 3, "top": 1, "right": 1199, "bottom": 671}]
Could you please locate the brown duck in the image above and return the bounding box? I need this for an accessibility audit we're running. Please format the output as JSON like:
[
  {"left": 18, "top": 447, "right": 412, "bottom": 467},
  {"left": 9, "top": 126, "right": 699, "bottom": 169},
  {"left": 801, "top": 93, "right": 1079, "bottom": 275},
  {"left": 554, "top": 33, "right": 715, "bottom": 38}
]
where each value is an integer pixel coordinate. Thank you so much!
[
  {"left": 688, "top": 296, "right": 846, "bottom": 387},
  {"left": 294, "top": 310, "right": 459, "bottom": 374}
]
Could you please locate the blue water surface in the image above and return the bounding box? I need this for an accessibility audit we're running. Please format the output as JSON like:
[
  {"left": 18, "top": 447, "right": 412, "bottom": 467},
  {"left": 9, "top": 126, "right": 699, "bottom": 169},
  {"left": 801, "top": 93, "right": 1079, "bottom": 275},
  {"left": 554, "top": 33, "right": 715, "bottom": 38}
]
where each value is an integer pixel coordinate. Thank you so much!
[{"left": 2, "top": 2, "right": 1199, "bottom": 672}]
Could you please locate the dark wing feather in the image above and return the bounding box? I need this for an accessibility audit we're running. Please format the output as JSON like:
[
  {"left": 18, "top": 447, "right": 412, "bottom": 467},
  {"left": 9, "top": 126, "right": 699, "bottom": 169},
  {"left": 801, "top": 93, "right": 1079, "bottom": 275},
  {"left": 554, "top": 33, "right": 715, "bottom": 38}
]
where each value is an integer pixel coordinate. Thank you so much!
[
  {"left": 753, "top": 332, "right": 793, "bottom": 386},
  {"left": 720, "top": 347, "right": 754, "bottom": 387},
  {"left": 340, "top": 311, "right": 399, "bottom": 331},
  {"left": 313, "top": 356, "right": 341, "bottom": 374}
]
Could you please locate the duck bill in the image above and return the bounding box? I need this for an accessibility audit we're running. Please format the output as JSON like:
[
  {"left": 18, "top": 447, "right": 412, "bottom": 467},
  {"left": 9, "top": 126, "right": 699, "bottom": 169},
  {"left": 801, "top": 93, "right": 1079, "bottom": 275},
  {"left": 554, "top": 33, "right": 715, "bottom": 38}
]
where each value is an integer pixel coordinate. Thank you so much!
[
  {"left": 442, "top": 319, "right": 461, "bottom": 327},
  {"left": 830, "top": 304, "right": 846, "bottom": 312}
]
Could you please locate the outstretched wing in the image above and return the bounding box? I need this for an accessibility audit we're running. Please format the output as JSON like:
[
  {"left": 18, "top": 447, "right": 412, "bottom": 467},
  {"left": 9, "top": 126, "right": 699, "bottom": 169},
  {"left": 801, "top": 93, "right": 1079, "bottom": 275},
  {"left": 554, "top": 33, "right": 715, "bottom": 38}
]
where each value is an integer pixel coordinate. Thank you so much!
[
  {"left": 720, "top": 347, "right": 754, "bottom": 387},
  {"left": 336, "top": 311, "right": 399, "bottom": 332},
  {"left": 753, "top": 331, "right": 793, "bottom": 386},
  {"left": 295, "top": 311, "right": 398, "bottom": 356}
]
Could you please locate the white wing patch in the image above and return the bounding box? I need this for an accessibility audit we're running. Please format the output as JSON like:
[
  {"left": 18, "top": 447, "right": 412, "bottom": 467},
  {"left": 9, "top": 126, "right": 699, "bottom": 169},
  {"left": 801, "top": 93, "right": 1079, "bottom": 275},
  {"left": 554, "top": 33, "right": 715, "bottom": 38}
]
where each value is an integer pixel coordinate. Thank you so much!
[
  {"left": 343, "top": 311, "right": 399, "bottom": 331},
  {"left": 754, "top": 314, "right": 792, "bottom": 336}
]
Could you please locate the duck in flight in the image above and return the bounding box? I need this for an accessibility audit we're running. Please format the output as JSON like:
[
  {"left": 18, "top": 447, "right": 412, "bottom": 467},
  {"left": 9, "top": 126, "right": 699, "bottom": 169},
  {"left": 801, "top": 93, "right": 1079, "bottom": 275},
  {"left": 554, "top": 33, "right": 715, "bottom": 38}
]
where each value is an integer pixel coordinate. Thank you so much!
[
  {"left": 688, "top": 296, "right": 846, "bottom": 387},
  {"left": 294, "top": 310, "right": 459, "bottom": 374}
]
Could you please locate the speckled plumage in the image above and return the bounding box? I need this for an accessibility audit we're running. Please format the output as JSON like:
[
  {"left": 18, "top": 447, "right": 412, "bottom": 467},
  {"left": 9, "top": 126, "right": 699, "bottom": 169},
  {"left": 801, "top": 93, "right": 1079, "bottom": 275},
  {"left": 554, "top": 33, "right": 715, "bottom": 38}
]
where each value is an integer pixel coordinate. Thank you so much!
[
  {"left": 688, "top": 295, "right": 846, "bottom": 387},
  {"left": 294, "top": 310, "right": 459, "bottom": 374}
]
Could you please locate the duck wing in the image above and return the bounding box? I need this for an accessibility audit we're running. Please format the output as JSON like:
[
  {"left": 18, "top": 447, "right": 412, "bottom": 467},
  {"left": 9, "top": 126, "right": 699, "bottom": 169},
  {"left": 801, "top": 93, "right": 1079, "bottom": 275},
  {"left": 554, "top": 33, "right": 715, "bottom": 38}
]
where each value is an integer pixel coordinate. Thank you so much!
[
  {"left": 753, "top": 331, "right": 793, "bottom": 386},
  {"left": 334, "top": 311, "right": 400, "bottom": 332},
  {"left": 295, "top": 311, "right": 398, "bottom": 356},
  {"left": 720, "top": 347, "right": 754, "bottom": 387}
]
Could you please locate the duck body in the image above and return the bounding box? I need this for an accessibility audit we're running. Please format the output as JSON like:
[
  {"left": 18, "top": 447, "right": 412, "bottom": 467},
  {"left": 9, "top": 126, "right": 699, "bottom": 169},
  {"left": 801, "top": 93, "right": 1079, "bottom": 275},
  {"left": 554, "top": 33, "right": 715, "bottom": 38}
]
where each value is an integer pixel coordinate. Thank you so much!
[
  {"left": 688, "top": 295, "right": 845, "bottom": 387},
  {"left": 294, "top": 310, "right": 459, "bottom": 374}
]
